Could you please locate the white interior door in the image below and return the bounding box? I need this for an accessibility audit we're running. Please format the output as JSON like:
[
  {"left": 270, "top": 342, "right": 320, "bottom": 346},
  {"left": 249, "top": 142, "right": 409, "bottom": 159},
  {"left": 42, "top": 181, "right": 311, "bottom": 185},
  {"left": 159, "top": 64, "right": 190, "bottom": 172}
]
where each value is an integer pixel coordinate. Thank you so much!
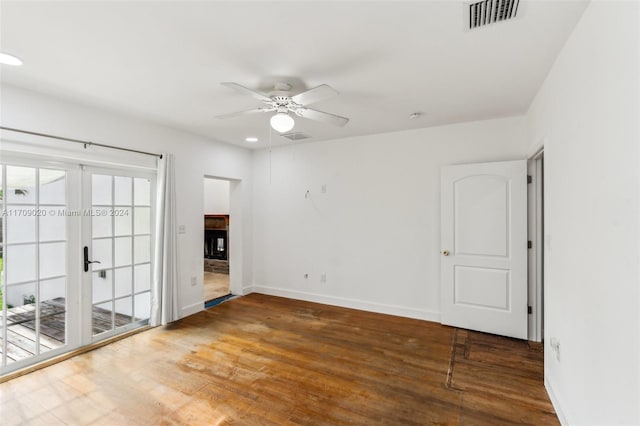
[{"left": 440, "top": 160, "right": 528, "bottom": 339}]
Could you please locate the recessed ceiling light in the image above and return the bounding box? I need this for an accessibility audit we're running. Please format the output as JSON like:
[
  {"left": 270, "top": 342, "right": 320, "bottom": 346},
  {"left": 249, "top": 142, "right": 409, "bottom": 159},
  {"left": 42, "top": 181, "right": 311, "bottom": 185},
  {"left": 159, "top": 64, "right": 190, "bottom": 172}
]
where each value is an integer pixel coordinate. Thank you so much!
[
  {"left": 0, "top": 52, "right": 23, "bottom": 66},
  {"left": 409, "top": 112, "right": 423, "bottom": 119},
  {"left": 245, "top": 137, "right": 258, "bottom": 143}
]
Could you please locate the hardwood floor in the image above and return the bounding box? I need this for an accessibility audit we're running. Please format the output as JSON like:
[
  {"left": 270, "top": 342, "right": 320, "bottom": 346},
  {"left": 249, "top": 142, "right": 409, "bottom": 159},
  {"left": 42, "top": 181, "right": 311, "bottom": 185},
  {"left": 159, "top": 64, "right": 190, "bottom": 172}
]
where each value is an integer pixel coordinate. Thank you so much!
[
  {"left": 0, "top": 294, "right": 557, "bottom": 425},
  {"left": 448, "top": 329, "right": 556, "bottom": 424}
]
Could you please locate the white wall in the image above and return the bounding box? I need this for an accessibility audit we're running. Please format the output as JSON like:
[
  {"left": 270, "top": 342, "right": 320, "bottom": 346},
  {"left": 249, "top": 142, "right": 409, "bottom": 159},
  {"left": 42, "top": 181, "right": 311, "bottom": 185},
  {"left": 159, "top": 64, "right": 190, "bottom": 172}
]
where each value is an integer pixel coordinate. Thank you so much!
[
  {"left": 204, "top": 178, "right": 230, "bottom": 215},
  {"left": 526, "top": 1, "right": 640, "bottom": 424},
  {"left": 0, "top": 85, "right": 254, "bottom": 318},
  {"left": 251, "top": 116, "right": 527, "bottom": 319}
]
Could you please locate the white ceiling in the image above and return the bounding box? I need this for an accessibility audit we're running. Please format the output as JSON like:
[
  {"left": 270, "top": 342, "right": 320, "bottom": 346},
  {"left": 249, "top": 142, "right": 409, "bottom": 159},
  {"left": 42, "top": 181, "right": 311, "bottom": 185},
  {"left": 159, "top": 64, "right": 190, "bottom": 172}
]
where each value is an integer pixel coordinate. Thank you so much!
[{"left": 0, "top": 1, "right": 588, "bottom": 149}]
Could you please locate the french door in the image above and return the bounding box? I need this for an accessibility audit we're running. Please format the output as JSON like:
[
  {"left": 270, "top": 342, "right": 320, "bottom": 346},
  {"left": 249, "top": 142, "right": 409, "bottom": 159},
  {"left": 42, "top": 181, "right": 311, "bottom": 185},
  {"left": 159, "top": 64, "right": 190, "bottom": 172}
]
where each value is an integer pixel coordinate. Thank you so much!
[
  {"left": 0, "top": 156, "right": 155, "bottom": 375},
  {"left": 0, "top": 160, "right": 77, "bottom": 373},
  {"left": 81, "top": 167, "right": 154, "bottom": 342}
]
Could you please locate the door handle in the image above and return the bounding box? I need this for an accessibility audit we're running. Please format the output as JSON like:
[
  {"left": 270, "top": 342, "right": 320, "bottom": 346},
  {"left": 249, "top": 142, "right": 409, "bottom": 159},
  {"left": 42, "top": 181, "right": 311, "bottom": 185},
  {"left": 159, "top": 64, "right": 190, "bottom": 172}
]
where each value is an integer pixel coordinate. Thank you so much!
[
  {"left": 84, "top": 246, "right": 101, "bottom": 272},
  {"left": 441, "top": 250, "right": 450, "bottom": 256}
]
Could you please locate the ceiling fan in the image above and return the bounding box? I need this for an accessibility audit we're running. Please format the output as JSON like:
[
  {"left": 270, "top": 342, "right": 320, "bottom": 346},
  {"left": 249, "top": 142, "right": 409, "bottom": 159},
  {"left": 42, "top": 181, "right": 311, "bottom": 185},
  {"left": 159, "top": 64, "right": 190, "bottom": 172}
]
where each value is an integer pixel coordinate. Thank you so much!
[{"left": 217, "top": 82, "right": 349, "bottom": 133}]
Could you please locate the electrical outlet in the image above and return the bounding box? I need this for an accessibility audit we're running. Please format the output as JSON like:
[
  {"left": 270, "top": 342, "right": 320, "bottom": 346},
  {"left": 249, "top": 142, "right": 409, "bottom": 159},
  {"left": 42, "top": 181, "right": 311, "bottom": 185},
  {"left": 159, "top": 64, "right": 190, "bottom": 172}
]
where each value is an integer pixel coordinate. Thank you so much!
[
  {"left": 321, "top": 184, "right": 327, "bottom": 194},
  {"left": 178, "top": 225, "right": 186, "bottom": 234},
  {"left": 190, "top": 276, "right": 197, "bottom": 286},
  {"left": 320, "top": 273, "right": 327, "bottom": 283}
]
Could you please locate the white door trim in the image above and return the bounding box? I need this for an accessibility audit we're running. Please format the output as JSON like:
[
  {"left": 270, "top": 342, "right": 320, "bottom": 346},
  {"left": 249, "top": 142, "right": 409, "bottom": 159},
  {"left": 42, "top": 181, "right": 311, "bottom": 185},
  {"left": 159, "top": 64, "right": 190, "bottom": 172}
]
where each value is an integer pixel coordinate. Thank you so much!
[
  {"left": 527, "top": 148, "right": 544, "bottom": 342},
  {"left": 203, "top": 174, "right": 245, "bottom": 298}
]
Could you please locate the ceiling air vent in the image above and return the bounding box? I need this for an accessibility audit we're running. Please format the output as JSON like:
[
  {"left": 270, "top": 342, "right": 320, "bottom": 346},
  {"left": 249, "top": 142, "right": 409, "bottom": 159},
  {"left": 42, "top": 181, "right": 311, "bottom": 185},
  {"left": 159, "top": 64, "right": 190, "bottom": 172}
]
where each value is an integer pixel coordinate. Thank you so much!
[
  {"left": 468, "top": 0, "right": 520, "bottom": 29},
  {"left": 281, "top": 132, "right": 311, "bottom": 141}
]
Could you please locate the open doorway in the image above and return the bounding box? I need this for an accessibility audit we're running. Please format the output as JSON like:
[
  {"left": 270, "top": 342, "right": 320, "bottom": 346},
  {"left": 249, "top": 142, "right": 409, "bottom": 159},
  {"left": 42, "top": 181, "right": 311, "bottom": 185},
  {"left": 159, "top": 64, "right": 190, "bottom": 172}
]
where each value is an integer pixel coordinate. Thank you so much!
[{"left": 203, "top": 177, "right": 231, "bottom": 302}]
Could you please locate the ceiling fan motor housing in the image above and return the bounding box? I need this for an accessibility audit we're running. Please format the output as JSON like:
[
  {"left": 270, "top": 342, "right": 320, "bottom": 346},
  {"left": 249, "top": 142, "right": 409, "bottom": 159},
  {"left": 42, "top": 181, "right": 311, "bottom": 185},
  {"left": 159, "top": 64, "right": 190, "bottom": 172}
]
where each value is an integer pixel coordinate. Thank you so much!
[{"left": 270, "top": 96, "right": 303, "bottom": 115}]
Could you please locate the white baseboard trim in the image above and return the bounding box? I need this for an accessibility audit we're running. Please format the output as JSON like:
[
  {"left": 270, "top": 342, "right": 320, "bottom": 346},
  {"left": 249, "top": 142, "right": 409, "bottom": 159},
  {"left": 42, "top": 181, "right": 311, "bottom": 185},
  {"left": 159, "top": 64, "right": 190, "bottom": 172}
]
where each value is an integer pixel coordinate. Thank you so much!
[
  {"left": 241, "top": 285, "right": 256, "bottom": 296},
  {"left": 545, "top": 375, "right": 568, "bottom": 425},
  {"left": 249, "top": 285, "right": 440, "bottom": 323},
  {"left": 181, "top": 301, "right": 204, "bottom": 318}
]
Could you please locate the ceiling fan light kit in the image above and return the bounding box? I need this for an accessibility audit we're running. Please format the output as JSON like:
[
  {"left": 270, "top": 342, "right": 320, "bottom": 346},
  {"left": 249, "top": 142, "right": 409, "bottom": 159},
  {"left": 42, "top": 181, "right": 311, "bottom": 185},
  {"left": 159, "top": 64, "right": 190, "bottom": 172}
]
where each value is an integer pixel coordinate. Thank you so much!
[
  {"left": 218, "top": 82, "right": 350, "bottom": 135},
  {"left": 270, "top": 112, "right": 295, "bottom": 133}
]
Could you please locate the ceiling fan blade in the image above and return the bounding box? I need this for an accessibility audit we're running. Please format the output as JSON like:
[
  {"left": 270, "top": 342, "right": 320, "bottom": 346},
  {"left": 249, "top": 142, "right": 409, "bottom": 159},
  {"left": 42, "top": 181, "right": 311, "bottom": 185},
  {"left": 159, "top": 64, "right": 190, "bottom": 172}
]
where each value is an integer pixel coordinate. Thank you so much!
[
  {"left": 221, "top": 82, "right": 272, "bottom": 102},
  {"left": 215, "top": 107, "right": 273, "bottom": 119},
  {"left": 291, "top": 84, "right": 339, "bottom": 105},
  {"left": 297, "top": 108, "right": 349, "bottom": 127}
]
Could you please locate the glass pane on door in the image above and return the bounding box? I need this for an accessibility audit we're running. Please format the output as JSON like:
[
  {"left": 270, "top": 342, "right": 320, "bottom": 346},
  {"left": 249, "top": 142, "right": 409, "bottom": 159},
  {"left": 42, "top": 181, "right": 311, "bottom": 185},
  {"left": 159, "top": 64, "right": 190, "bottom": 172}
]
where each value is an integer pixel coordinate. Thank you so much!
[
  {"left": 89, "top": 174, "right": 152, "bottom": 337},
  {"left": 1, "top": 165, "right": 68, "bottom": 369}
]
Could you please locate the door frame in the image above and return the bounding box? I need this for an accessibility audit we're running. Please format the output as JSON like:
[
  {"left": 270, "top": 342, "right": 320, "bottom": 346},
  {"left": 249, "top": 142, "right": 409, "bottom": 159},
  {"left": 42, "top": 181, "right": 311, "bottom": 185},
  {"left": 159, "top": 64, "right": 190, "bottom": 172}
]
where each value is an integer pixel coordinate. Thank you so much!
[
  {"left": 0, "top": 147, "right": 157, "bottom": 376},
  {"left": 527, "top": 146, "right": 544, "bottom": 342},
  {"left": 203, "top": 174, "right": 244, "bottom": 299}
]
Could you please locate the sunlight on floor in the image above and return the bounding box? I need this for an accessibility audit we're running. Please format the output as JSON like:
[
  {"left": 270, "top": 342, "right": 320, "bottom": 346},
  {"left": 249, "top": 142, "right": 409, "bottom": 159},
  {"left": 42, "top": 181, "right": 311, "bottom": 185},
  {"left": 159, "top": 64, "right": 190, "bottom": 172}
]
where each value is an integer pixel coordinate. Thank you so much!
[{"left": 203, "top": 272, "right": 229, "bottom": 301}]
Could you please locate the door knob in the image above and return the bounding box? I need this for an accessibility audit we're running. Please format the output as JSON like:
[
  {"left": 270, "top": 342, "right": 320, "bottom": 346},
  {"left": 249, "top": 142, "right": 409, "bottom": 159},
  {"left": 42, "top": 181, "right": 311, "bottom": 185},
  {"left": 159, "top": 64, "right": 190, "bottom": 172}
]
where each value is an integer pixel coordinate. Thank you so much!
[{"left": 441, "top": 250, "right": 450, "bottom": 256}]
